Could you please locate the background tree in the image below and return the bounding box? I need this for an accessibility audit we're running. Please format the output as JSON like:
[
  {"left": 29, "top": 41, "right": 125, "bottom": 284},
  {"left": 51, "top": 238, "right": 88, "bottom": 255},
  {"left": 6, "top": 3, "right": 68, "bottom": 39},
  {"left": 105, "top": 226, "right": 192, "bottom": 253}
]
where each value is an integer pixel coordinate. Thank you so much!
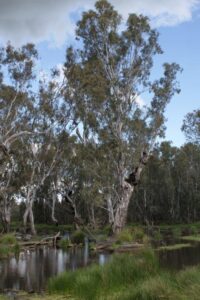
[
  {"left": 182, "top": 109, "right": 200, "bottom": 145},
  {"left": 0, "top": 43, "right": 38, "bottom": 232}
]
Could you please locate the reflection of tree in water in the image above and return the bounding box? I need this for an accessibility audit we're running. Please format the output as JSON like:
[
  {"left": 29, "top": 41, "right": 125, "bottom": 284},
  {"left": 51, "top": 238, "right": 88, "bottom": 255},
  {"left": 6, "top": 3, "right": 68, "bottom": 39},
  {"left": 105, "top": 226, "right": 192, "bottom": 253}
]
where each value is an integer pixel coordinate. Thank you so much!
[{"left": 0, "top": 246, "right": 110, "bottom": 292}]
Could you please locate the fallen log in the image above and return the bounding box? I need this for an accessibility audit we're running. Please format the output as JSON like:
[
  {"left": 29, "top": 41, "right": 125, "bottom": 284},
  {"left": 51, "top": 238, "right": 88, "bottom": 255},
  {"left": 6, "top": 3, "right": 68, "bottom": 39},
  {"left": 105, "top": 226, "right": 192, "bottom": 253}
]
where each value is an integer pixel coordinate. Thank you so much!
[{"left": 19, "top": 232, "right": 61, "bottom": 248}]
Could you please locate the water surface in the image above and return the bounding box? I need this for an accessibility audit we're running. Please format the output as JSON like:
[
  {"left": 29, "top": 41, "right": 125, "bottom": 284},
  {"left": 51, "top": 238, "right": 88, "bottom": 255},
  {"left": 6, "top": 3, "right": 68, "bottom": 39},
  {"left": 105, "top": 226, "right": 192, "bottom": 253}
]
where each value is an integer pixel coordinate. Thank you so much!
[
  {"left": 1, "top": 241, "right": 200, "bottom": 292},
  {"left": 0, "top": 245, "right": 110, "bottom": 292}
]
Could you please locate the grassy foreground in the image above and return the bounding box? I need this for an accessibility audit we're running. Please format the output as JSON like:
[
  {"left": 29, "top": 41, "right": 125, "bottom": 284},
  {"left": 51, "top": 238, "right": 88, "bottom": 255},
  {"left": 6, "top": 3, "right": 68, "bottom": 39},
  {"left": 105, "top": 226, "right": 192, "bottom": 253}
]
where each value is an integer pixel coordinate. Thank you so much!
[{"left": 47, "top": 247, "right": 200, "bottom": 300}]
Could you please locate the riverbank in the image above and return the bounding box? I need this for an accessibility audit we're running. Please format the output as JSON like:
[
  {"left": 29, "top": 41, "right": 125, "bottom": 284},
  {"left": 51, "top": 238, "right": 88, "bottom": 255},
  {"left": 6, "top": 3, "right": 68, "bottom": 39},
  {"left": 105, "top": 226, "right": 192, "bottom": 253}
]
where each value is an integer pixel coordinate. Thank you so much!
[
  {"left": 47, "top": 248, "right": 200, "bottom": 300},
  {"left": 2, "top": 243, "right": 200, "bottom": 298}
]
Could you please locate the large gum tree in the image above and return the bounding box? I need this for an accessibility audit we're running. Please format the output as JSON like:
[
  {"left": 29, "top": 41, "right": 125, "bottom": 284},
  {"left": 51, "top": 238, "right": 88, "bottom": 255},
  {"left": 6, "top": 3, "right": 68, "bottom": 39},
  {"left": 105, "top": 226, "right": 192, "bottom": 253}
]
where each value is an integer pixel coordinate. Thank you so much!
[{"left": 64, "top": 0, "right": 181, "bottom": 233}]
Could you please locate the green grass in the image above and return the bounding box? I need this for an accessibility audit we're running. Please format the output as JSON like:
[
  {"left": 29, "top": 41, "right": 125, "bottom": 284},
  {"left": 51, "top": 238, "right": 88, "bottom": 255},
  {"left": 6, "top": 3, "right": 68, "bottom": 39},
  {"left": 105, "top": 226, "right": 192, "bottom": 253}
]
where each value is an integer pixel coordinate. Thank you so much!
[
  {"left": 171, "top": 227, "right": 182, "bottom": 239},
  {"left": 0, "top": 293, "right": 70, "bottom": 300},
  {"left": 153, "top": 229, "right": 163, "bottom": 241},
  {"left": 181, "top": 235, "right": 200, "bottom": 242},
  {"left": 48, "top": 247, "right": 158, "bottom": 300},
  {"left": 0, "top": 234, "right": 20, "bottom": 258},
  {"left": 0, "top": 233, "right": 17, "bottom": 244},
  {"left": 158, "top": 243, "right": 192, "bottom": 251},
  {"left": 58, "top": 238, "right": 72, "bottom": 249},
  {"left": 116, "top": 227, "right": 146, "bottom": 244},
  {"left": 70, "top": 230, "right": 85, "bottom": 244},
  {"left": 48, "top": 246, "right": 200, "bottom": 300}
]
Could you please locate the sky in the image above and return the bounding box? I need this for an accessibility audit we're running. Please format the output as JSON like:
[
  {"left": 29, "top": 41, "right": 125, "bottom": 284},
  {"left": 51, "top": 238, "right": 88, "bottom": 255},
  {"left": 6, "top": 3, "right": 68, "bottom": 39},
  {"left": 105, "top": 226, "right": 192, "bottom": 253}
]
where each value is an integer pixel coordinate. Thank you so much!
[{"left": 0, "top": 0, "right": 200, "bottom": 147}]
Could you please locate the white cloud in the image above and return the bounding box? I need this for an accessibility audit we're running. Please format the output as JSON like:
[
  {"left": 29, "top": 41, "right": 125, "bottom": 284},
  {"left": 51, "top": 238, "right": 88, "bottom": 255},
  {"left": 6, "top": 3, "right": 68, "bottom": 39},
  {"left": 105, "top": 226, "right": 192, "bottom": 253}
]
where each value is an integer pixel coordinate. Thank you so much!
[
  {"left": 135, "top": 95, "right": 145, "bottom": 108},
  {"left": 0, "top": 0, "right": 199, "bottom": 47}
]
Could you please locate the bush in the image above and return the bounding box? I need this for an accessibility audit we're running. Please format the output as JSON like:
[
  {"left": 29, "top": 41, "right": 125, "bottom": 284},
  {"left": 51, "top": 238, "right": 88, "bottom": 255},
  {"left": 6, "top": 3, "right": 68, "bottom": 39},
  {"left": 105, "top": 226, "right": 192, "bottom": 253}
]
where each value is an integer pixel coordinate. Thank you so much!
[
  {"left": 132, "top": 226, "right": 145, "bottom": 241},
  {"left": 116, "top": 228, "right": 133, "bottom": 244},
  {"left": 58, "top": 238, "right": 71, "bottom": 249},
  {"left": 116, "top": 227, "right": 145, "bottom": 244},
  {"left": 71, "top": 230, "right": 85, "bottom": 244},
  {"left": 0, "top": 234, "right": 19, "bottom": 258},
  {"left": 0, "top": 234, "right": 17, "bottom": 244}
]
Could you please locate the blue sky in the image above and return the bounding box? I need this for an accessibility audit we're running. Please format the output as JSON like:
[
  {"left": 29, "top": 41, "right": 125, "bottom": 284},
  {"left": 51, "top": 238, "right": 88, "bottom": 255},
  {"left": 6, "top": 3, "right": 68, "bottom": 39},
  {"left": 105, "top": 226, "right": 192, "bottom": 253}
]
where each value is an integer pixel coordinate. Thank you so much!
[{"left": 0, "top": 0, "right": 200, "bottom": 147}]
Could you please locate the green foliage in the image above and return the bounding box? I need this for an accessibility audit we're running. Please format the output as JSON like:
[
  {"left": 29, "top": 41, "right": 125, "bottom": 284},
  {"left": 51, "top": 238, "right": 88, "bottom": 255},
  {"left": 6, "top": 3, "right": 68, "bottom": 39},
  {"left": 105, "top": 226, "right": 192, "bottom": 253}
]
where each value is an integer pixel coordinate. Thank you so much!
[
  {"left": 0, "top": 234, "right": 17, "bottom": 245},
  {"left": 71, "top": 230, "right": 85, "bottom": 244},
  {"left": 116, "top": 228, "right": 133, "bottom": 243},
  {"left": 48, "top": 248, "right": 158, "bottom": 300},
  {"left": 0, "top": 234, "right": 19, "bottom": 258},
  {"left": 190, "top": 225, "right": 199, "bottom": 236},
  {"left": 58, "top": 238, "right": 72, "bottom": 249},
  {"left": 182, "top": 109, "right": 200, "bottom": 145},
  {"left": 48, "top": 247, "right": 200, "bottom": 300},
  {"left": 153, "top": 229, "right": 163, "bottom": 241},
  {"left": 116, "top": 227, "right": 145, "bottom": 244},
  {"left": 171, "top": 227, "right": 182, "bottom": 239}
]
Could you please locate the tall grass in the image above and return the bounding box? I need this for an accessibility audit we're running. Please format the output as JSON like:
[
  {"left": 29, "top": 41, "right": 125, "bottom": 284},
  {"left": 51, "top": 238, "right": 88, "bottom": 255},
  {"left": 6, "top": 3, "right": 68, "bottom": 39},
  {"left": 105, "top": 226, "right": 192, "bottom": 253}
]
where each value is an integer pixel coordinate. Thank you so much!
[
  {"left": 48, "top": 246, "right": 200, "bottom": 300},
  {"left": 116, "top": 226, "right": 146, "bottom": 244},
  {"left": 0, "top": 234, "right": 19, "bottom": 258},
  {"left": 48, "top": 248, "right": 158, "bottom": 300}
]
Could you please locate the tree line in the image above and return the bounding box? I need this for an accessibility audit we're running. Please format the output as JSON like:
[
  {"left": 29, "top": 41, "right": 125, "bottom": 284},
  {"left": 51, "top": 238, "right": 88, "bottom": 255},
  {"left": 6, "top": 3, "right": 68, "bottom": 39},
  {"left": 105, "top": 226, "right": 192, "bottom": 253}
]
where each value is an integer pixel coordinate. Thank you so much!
[{"left": 0, "top": 0, "right": 199, "bottom": 234}]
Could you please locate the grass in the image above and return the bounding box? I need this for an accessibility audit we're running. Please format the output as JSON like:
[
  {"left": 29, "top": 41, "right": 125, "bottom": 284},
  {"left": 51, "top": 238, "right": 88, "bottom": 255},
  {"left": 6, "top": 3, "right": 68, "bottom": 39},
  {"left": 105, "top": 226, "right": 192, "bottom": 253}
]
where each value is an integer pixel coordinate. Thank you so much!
[
  {"left": 171, "top": 227, "right": 182, "bottom": 239},
  {"left": 48, "top": 247, "right": 159, "bottom": 300},
  {"left": 0, "top": 294, "right": 70, "bottom": 300},
  {"left": 181, "top": 235, "right": 200, "bottom": 242},
  {"left": 0, "top": 234, "right": 20, "bottom": 258},
  {"left": 153, "top": 229, "right": 163, "bottom": 241},
  {"left": 35, "top": 224, "right": 73, "bottom": 235},
  {"left": 48, "top": 246, "right": 200, "bottom": 300},
  {"left": 116, "top": 226, "right": 146, "bottom": 244},
  {"left": 58, "top": 238, "right": 72, "bottom": 249},
  {"left": 70, "top": 230, "right": 85, "bottom": 244},
  {"left": 158, "top": 243, "right": 192, "bottom": 251}
]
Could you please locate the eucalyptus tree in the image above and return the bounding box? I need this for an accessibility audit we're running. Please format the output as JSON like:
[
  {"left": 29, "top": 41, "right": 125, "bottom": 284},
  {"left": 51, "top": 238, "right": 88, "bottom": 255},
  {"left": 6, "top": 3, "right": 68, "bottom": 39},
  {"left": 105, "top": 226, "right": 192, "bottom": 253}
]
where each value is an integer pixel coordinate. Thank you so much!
[
  {"left": 182, "top": 109, "right": 200, "bottom": 145},
  {"left": 0, "top": 44, "right": 38, "bottom": 231},
  {"left": 64, "top": 0, "right": 181, "bottom": 233},
  {"left": 20, "top": 67, "right": 77, "bottom": 235}
]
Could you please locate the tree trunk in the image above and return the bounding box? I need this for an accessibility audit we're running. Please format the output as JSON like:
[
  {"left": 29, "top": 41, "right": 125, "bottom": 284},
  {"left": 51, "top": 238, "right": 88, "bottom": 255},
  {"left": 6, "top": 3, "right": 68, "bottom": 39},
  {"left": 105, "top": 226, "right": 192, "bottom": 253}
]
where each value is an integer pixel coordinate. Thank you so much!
[
  {"left": 112, "top": 182, "right": 133, "bottom": 234},
  {"left": 51, "top": 189, "right": 58, "bottom": 225},
  {"left": 23, "top": 203, "right": 36, "bottom": 235},
  {"left": 23, "top": 188, "right": 36, "bottom": 235},
  {"left": 106, "top": 195, "right": 115, "bottom": 226},
  {"left": 0, "top": 196, "right": 11, "bottom": 233},
  {"left": 112, "top": 150, "right": 149, "bottom": 234}
]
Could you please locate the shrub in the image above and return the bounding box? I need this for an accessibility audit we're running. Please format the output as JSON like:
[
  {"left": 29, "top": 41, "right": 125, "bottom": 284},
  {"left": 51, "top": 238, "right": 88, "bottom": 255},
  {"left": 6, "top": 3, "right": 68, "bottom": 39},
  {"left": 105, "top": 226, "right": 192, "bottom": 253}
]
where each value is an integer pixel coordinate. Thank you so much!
[
  {"left": 0, "top": 234, "right": 19, "bottom": 258},
  {"left": 0, "top": 234, "right": 17, "bottom": 245},
  {"left": 58, "top": 238, "right": 71, "bottom": 249},
  {"left": 116, "top": 228, "right": 133, "bottom": 244},
  {"left": 116, "top": 227, "right": 145, "bottom": 244},
  {"left": 71, "top": 230, "right": 85, "bottom": 244}
]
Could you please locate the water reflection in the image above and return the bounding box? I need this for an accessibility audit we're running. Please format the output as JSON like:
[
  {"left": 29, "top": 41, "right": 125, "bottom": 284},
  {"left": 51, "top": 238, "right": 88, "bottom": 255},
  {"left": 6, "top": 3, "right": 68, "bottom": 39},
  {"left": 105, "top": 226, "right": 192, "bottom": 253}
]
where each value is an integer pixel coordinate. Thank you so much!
[
  {"left": 0, "top": 241, "right": 110, "bottom": 292},
  {"left": 159, "top": 242, "right": 200, "bottom": 270},
  {"left": 2, "top": 239, "right": 200, "bottom": 293}
]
